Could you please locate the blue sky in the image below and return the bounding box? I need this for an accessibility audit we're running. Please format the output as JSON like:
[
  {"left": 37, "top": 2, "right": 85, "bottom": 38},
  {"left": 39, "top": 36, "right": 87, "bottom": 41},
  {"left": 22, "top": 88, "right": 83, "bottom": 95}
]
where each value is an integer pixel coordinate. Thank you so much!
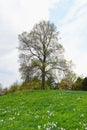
[
  {"left": 0, "top": 0, "right": 87, "bottom": 87},
  {"left": 50, "top": 0, "right": 74, "bottom": 25},
  {"left": 50, "top": 0, "right": 87, "bottom": 76}
]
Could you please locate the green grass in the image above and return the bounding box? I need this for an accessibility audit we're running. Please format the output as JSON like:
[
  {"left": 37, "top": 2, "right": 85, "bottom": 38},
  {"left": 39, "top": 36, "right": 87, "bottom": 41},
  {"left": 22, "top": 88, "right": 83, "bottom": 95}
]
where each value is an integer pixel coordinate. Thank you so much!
[{"left": 0, "top": 90, "right": 87, "bottom": 130}]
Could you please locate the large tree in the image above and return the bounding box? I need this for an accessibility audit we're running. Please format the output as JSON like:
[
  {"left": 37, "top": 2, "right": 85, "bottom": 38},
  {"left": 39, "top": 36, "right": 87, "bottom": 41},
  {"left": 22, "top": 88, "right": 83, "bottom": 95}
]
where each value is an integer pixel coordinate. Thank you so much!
[{"left": 18, "top": 21, "right": 69, "bottom": 89}]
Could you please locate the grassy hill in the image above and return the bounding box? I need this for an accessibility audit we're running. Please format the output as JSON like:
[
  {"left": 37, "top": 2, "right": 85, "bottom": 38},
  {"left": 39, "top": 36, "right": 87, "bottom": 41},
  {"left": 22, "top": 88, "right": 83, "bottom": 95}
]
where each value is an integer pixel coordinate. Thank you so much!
[{"left": 0, "top": 90, "right": 87, "bottom": 130}]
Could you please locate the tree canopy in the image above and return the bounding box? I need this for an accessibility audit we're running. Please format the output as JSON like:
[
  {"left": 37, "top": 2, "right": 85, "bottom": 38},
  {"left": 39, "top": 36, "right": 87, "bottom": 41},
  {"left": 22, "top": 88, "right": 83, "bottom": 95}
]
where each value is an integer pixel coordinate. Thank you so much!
[{"left": 18, "top": 20, "right": 70, "bottom": 89}]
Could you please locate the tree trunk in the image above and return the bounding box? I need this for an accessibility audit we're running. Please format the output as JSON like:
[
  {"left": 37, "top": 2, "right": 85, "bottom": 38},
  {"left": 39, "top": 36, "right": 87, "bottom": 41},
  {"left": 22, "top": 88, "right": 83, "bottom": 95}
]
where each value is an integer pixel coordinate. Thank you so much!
[
  {"left": 41, "top": 42, "right": 46, "bottom": 89},
  {"left": 41, "top": 66, "right": 45, "bottom": 89}
]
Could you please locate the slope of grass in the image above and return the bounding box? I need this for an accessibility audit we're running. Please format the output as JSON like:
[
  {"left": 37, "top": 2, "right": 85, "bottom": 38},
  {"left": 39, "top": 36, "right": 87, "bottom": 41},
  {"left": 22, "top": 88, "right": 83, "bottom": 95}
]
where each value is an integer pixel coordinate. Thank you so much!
[{"left": 0, "top": 90, "right": 87, "bottom": 130}]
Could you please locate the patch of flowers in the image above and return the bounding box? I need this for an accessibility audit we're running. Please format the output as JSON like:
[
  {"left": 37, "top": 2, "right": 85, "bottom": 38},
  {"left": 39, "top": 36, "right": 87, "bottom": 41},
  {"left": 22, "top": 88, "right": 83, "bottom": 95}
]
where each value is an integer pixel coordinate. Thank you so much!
[
  {"left": 9, "top": 117, "right": 14, "bottom": 121},
  {"left": 47, "top": 110, "right": 54, "bottom": 118},
  {"left": 79, "top": 121, "right": 87, "bottom": 129},
  {"left": 82, "top": 122, "right": 87, "bottom": 130},
  {"left": 38, "top": 125, "right": 41, "bottom": 129},
  {"left": 44, "top": 122, "right": 57, "bottom": 130}
]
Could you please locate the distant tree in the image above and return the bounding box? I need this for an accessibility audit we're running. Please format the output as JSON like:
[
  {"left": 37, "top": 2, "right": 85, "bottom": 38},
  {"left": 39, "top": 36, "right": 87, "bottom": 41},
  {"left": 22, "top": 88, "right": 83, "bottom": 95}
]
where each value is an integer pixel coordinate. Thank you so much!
[
  {"left": 82, "top": 77, "right": 87, "bottom": 91},
  {"left": 58, "top": 78, "right": 71, "bottom": 90},
  {"left": 59, "top": 70, "right": 76, "bottom": 90},
  {"left": 73, "top": 77, "right": 83, "bottom": 90},
  {"left": 18, "top": 20, "right": 70, "bottom": 89}
]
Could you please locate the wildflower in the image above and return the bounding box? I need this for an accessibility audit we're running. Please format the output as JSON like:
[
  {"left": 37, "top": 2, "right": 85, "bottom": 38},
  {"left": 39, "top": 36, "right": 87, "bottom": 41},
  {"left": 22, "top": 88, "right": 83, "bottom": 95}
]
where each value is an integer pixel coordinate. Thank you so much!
[
  {"left": 13, "top": 116, "right": 15, "bottom": 119},
  {"left": 17, "top": 113, "right": 20, "bottom": 116},
  {"left": 77, "top": 97, "right": 80, "bottom": 101},
  {"left": 35, "top": 115, "right": 39, "bottom": 119},
  {"left": 0, "top": 119, "right": 4, "bottom": 123},
  {"left": 80, "top": 114, "right": 84, "bottom": 118},
  {"left": 79, "top": 122, "right": 81, "bottom": 125},
  {"left": 73, "top": 108, "right": 76, "bottom": 112},
  {"left": 46, "top": 128, "right": 51, "bottom": 130},
  {"left": 85, "top": 127, "right": 87, "bottom": 130},
  {"left": 38, "top": 125, "right": 41, "bottom": 129},
  {"left": 44, "top": 124, "right": 46, "bottom": 128},
  {"left": 61, "top": 128, "right": 65, "bottom": 130},
  {"left": 47, "top": 110, "right": 50, "bottom": 114},
  {"left": 3, "top": 110, "right": 7, "bottom": 114},
  {"left": 9, "top": 117, "right": 13, "bottom": 121},
  {"left": 83, "top": 124, "right": 86, "bottom": 127}
]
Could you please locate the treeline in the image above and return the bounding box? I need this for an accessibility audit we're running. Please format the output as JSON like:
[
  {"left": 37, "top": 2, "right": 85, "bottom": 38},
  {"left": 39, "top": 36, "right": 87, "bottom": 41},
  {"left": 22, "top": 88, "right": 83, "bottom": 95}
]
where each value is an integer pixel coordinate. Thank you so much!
[
  {"left": 0, "top": 76, "right": 87, "bottom": 96},
  {"left": 8, "top": 76, "right": 87, "bottom": 92},
  {"left": 0, "top": 77, "right": 87, "bottom": 96},
  {"left": 10, "top": 76, "right": 87, "bottom": 91},
  {"left": 58, "top": 76, "right": 87, "bottom": 91}
]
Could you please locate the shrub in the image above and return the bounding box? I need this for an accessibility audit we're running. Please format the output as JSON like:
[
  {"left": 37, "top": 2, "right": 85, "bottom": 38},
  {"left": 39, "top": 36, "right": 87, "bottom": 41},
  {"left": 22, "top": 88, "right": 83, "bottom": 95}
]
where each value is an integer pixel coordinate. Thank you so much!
[
  {"left": 73, "top": 77, "right": 83, "bottom": 90},
  {"left": 19, "top": 80, "right": 41, "bottom": 90},
  {"left": 58, "top": 78, "right": 73, "bottom": 90},
  {"left": 82, "top": 77, "right": 87, "bottom": 91},
  {"left": 8, "top": 81, "right": 20, "bottom": 93}
]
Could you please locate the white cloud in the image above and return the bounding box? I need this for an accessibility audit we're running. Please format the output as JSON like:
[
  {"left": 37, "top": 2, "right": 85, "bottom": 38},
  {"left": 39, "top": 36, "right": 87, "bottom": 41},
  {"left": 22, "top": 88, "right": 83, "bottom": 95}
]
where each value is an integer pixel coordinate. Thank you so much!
[
  {"left": 0, "top": 0, "right": 60, "bottom": 87},
  {"left": 0, "top": 49, "right": 20, "bottom": 87},
  {"left": 0, "top": 0, "right": 60, "bottom": 33}
]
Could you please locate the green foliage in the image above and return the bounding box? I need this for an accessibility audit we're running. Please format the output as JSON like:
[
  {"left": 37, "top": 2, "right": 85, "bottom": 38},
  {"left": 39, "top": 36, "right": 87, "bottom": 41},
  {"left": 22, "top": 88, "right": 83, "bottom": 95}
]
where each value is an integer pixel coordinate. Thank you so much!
[
  {"left": 58, "top": 78, "right": 73, "bottom": 90},
  {"left": 0, "top": 90, "right": 87, "bottom": 129},
  {"left": 46, "top": 76, "right": 56, "bottom": 89},
  {"left": 19, "top": 76, "right": 49, "bottom": 90},
  {"left": 8, "top": 81, "right": 20, "bottom": 93},
  {"left": 18, "top": 20, "right": 70, "bottom": 89},
  {"left": 58, "top": 70, "right": 77, "bottom": 90},
  {"left": 73, "top": 77, "right": 83, "bottom": 90},
  {"left": 19, "top": 80, "right": 41, "bottom": 90},
  {"left": 7, "top": 76, "right": 57, "bottom": 92},
  {"left": 82, "top": 77, "right": 87, "bottom": 91}
]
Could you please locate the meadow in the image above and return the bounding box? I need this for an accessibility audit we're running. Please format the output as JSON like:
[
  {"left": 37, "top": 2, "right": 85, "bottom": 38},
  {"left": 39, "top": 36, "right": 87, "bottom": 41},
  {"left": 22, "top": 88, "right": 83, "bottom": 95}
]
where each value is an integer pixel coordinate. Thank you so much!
[{"left": 0, "top": 90, "right": 87, "bottom": 130}]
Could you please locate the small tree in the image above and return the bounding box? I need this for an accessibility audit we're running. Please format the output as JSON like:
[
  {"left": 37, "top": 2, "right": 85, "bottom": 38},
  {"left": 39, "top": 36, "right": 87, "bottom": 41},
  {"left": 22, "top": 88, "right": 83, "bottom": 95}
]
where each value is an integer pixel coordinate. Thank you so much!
[
  {"left": 73, "top": 77, "right": 83, "bottom": 90},
  {"left": 59, "top": 70, "right": 76, "bottom": 90},
  {"left": 18, "top": 21, "right": 70, "bottom": 89},
  {"left": 82, "top": 77, "right": 87, "bottom": 91}
]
